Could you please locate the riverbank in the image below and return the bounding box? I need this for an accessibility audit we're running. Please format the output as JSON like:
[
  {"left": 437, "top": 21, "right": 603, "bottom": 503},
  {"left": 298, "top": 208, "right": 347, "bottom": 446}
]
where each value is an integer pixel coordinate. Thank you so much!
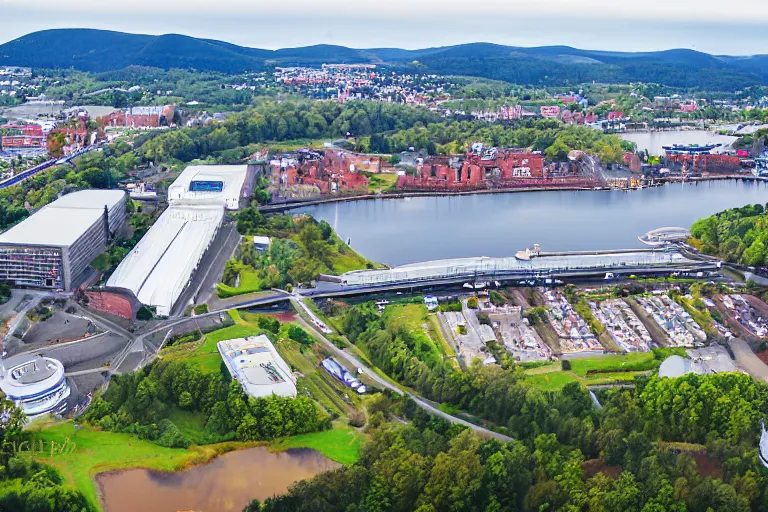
[
  {"left": 261, "top": 176, "right": 768, "bottom": 214},
  {"left": 260, "top": 186, "right": 603, "bottom": 213},
  {"left": 27, "top": 421, "right": 362, "bottom": 510}
]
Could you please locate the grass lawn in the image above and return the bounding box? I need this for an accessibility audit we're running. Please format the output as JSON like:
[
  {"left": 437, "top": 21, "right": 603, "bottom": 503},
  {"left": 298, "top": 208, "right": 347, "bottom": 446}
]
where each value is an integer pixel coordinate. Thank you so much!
[
  {"left": 366, "top": 172, "right": 398, "bottom": 193},
  {"left": 162, "top": 316, "right": 263, "bottom": 372},
  {"left": 269, "top": 426, "right": 362, "bottom": 466},
  {"left": 525, "top": 371, "right": 581, "bottom": 391},
  {"left": 217, "top": 268, "right": 263, "bottom": 298},
  {"left": 522, "top": 349, "right": 686, "bottom": 391}
]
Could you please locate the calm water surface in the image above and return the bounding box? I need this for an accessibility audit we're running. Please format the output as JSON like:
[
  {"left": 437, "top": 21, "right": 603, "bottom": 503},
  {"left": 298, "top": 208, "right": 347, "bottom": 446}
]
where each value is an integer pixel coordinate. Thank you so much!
[
  {"left": 303, "top": 181, "right": 768, "bottom": 267},
  {"left": 98, "top": 447, "right": 339, "bottom": 512},
  {"left": 620, "top": 130, "right": 737, "bottom": 155}
]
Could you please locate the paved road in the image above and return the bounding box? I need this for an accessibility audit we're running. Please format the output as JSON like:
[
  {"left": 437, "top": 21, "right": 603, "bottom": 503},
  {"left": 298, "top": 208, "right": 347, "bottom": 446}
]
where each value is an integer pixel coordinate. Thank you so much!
[
  {"left": 66, "top": 367, "right": 109, "bottom": 377},
  {"left": 293, "top": 316, "right": 514, "bottom": 442}
]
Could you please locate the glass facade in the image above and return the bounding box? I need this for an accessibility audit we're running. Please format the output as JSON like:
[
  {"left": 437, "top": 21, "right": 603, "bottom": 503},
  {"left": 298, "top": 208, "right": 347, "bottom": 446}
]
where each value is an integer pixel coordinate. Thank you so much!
[
  {"left": 189, "top": 180, "right": 224, "bottom": 192},
  {"left": 0, "top": 246, "right": 63, "bottom": 288}
]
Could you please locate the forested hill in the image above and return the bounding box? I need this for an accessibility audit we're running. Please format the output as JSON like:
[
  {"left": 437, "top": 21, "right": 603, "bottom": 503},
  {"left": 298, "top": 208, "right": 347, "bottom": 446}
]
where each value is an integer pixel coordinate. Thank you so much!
[{"left": 1, "top": 28, "right": 768, "bottom": 90}]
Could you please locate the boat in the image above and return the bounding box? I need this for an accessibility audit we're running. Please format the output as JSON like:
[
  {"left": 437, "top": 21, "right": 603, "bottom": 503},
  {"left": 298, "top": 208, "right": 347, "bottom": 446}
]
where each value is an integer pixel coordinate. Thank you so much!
[{"left": 662, "top": 143, "right": 719, "bottom": 155}]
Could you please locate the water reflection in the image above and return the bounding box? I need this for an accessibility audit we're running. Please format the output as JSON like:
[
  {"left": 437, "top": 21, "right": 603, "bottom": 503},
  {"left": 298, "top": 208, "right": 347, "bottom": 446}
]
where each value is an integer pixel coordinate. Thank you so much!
[{"left": 98, "top": 447, "right": 340, "bottom": 512}]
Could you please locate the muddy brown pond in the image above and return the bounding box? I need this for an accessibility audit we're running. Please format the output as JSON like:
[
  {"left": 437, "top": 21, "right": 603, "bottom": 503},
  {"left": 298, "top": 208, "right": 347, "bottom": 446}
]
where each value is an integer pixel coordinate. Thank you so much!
[{"left": 97, "top": 447, "right": 340, "bottom": 512}]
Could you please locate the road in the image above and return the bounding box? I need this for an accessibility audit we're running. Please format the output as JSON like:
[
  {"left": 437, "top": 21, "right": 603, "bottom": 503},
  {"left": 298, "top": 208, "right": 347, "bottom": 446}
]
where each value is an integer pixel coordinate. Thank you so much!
[{"left": 293, "top": 315, "right": 514, "bottom": 442}]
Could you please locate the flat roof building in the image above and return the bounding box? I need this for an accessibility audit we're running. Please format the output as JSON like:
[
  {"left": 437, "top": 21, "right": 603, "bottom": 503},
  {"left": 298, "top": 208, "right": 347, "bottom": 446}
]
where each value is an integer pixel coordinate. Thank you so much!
[
  {"left": 0, "top": 354, "right": 70, "bottom": 418},
  {"left": 217, "top": 335, "right": 296, "bottom": 398},
  {"left": 107, "top": 204, "right": 223, "bottom": 317},
  {"left": 0, "top": 190, "right": 127, "bottom": 290},
  {"left": 168, "top": 165, "right": 253, "bottom": 210},
  {"left": 107, "top": 164, "right": 256, "bottom": 316}
]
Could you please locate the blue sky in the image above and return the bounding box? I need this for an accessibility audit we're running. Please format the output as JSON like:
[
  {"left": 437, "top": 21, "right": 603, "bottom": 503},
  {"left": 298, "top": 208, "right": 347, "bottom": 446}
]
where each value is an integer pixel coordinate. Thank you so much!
[{"left": 2, "top": 0, "right": 768, "bottom": 55}]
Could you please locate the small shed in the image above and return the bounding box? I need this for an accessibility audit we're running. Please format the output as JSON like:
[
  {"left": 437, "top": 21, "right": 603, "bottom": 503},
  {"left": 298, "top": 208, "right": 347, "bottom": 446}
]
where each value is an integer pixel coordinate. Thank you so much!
[{"left": 253, "top": 236, "right": 271, "bottom": 252}]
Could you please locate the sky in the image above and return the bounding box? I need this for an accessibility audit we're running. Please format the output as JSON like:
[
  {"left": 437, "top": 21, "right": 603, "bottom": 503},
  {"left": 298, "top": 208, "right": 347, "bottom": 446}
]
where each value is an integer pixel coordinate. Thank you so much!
[{"left": 2, "top": 0, "right": 768, "bottom": 55}]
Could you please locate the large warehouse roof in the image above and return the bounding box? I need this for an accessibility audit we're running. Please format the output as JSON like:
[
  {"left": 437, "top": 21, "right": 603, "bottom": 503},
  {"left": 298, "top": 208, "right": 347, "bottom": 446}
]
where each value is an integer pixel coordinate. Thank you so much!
[
  {"left": 106, "top": 204, "right": 223, "bottom": 316},
  {"left": 0, "top": 189, "right": 125, "bottom": 248},
  {"left": 168, "top": 165, "right": 249, "bottom": 210}
]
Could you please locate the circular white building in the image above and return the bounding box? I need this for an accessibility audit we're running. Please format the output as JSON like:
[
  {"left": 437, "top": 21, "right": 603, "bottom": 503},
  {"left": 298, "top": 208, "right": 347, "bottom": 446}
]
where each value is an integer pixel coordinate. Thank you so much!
[{"left": 0, "top": 355, "right": 70, "bottom": 418}]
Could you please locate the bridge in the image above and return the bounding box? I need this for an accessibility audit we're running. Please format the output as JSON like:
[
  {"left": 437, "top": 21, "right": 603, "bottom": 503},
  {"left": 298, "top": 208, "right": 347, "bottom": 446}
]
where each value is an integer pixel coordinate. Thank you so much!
[{"left": 328, "top": 249, "right": 716, "bottom": 290}]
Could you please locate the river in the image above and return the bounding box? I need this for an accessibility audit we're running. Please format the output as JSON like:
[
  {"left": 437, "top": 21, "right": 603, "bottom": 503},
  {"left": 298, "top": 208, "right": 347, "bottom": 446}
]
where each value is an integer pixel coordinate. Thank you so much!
[
  {"left": 301, "top": 180, "right": 768, "bottom": 267},
  {"left": 98, "top": 447, "right": 339, "bottom": 512},
  {"left": 620, "top": 130, "right": 738, "bottom": 155}
]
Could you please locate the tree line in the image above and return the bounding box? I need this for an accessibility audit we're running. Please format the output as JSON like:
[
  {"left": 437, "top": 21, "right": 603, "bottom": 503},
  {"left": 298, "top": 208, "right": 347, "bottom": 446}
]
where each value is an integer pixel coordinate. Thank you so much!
[
  {"left": 690, "top": 203, "right": 768, "bottom": 266},
  {"left": 253, "top": 369, "right": 768, "bottom": 512},
  {"left": 84, "top": 355, "right": 328, "bottom": 447}
]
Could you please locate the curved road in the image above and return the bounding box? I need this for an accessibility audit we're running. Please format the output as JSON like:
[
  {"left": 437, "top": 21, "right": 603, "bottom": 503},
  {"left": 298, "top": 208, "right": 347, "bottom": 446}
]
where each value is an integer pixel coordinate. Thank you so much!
[{"left": 293, "top": 315, "right": 514, "bottom": 442}]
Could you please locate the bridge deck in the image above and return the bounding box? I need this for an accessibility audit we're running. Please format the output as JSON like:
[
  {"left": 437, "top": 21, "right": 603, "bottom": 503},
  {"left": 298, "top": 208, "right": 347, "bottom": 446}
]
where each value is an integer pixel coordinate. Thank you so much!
[{"left": 340, "top": 250, "right": 704, "bottom": 286}]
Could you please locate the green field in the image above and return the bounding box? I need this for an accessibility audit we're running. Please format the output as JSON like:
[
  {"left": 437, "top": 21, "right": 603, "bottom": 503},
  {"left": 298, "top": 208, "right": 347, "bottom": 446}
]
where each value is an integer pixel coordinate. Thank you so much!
[
  {"left": 522, "top": 349, "right": 686, "bottom": 391},
  {"left": 217, "top": 268, "right": 263, "bottom": 298},
  {"left": 268, "top": 427, "right": 362, "bottom": 466},
  {"left": 162, "top": 319, "right": 263, "bottom": 372}
]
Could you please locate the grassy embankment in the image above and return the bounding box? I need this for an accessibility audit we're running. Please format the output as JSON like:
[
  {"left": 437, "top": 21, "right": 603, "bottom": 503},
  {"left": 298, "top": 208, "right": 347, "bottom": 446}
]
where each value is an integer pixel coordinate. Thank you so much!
[
  {"left": 382, "top": 303, "right": 459, "bottom": 369},
  {"left": 523, "top": 348, "right": 687, "bottom": 391}
]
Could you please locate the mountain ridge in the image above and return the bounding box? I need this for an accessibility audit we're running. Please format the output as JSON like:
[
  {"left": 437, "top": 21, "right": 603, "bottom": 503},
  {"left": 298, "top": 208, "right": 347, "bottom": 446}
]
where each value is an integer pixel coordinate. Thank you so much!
[{"left": 1, "top": 28, "right": 766, "bottom": 90}]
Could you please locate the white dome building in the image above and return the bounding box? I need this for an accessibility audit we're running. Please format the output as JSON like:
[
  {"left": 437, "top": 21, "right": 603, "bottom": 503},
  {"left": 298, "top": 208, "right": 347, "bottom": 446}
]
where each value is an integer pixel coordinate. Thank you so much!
[{"left": 0, "top": 355, "right": 70, "bottom": 418}]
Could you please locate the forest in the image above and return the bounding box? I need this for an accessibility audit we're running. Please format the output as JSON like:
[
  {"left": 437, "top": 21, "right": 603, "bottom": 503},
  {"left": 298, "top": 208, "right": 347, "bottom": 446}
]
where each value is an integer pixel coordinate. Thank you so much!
[
  {"left": 84, "top": 356, "right": 329, "bottom": 447},
  {"left": 689, "top": 203, "right": 768, "bottom": 266},
  {"left": 134, "top": 99, "right": 633, "bottom": 165},
  {"left": 256, "top": 370, "right": 768, "bottom": 512}
]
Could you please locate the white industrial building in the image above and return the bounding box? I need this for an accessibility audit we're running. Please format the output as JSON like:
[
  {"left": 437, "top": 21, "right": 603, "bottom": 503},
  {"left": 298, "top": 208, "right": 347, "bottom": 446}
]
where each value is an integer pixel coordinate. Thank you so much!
[
  {"left": 168, "top": 165, "right": 252, "bottom": 210},
  {"left": 217, "top": 335, "right": 296, "bottom": 398},
  {"left": 108, "top": 164, "right": 254, "bottom": 316},
  {"left": 106, "top": 205, "right": 224, "bottom": 316},
  {"left": 0, "top": 354, "right": 70, "bottom": 418},
  {"left": 0, "top": 190, "right": 127, "bottom": 290}
]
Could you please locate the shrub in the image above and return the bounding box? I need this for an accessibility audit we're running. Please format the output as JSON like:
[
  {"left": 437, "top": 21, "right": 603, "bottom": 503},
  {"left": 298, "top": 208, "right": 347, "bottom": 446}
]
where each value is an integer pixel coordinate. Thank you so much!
[
  {"left": 257, "top": 315, "right": 280, "bottom": 334},
  {"left": 467, "top": 297, "right": 478, "bottom": 309},
  {"left": 288, "top": 325, "right": 312, "bottom": 345},
  {"left": 136, "top": 305, "right": 154, "bottom": 321},
  {"left": 561, "top": 359, "right": 572, "bottom": 371}
]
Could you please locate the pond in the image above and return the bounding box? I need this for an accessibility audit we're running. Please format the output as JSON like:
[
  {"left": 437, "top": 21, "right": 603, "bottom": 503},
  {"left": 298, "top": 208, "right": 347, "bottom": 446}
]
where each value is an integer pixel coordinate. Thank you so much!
[{"left": 98, "top": 447, "right": 340, "bottom": 512}]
